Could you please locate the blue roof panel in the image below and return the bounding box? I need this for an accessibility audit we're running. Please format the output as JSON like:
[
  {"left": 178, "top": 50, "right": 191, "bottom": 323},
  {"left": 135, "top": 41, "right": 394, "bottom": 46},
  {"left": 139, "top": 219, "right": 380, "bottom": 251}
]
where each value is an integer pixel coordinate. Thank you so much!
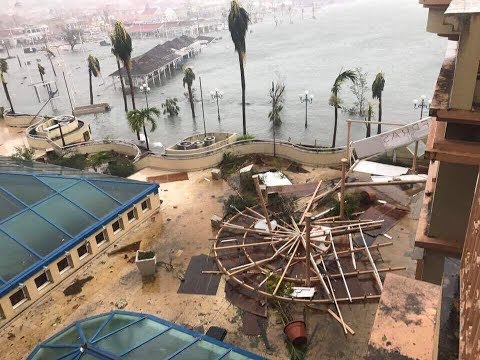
[
  {"left": 28, "top": 311, "right": 265, "bottom": 360},
  {"left": 0, "top": 157, "right": 159, "bottom": 297}
]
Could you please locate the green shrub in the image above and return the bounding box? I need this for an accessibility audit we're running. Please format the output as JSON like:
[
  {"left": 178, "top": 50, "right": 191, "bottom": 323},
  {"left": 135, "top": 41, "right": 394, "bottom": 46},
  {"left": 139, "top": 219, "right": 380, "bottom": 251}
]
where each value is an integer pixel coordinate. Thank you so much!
[
  {"left": 220, "top": 152, "right": 246, "bottom": 175},
  {"left": 108, "top": 157, "right": 135, "bottom": 178},
  {"left": 11, "top": 146, "right": 35, "bottom": 161},
  {"left": 50, "top": 153, "right": 87, "bottom": 170},
  {"left": 223, "top": 194, "right": 257, "bottom": 218},
  {"left": 331, "top": 192, "right": 361, "bottom": 219},
  {"left": 236, "top": 133, "right": 255, "bottom": 141}
]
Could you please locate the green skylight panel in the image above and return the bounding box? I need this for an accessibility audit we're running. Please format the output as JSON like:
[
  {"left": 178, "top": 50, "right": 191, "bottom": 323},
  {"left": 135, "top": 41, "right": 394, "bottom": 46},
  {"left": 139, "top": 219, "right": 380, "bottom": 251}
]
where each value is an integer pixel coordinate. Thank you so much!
[
  {"left": 89, "top": 180, "right": 152, "bottom": 203},
  {"left": 124, "top": 328, "right": 194, "bottom": 359},
  {"left": 1, "top": 211, "right": 70, "bottom": 257},
  {"left": 0, "top": 174, "right": 54, "bottom": 205},
  {"left": 93, "top": 313, "right": 141, "bottom": 341},
  {"left": 95, "top": 319, "right": 168, "bottom": 355},
  {"left": 171, "top": 340, "right": 228, "bottom": 360},
  {"left": 37, "top": 175, "right": 80, "bottom": 191},
  {"left": 62, "top": 182, "right": 120, "bottom": 218},
  {"left": 34, "top": 195, "right": 97, "bottom": 236},
  {"left": 0, "top": 232, "right": 38, "bottom": 281},
  {"left": 0, "top": 190, "right": 25, "bottom": 221}
]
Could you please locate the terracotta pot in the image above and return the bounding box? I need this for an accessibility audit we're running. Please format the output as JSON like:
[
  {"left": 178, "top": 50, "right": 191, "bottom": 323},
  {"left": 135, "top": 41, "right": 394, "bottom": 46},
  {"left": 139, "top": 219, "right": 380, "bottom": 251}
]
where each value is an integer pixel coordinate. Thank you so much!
[{"left": 283, "top": 320, "right": 307, "bottom": 345}]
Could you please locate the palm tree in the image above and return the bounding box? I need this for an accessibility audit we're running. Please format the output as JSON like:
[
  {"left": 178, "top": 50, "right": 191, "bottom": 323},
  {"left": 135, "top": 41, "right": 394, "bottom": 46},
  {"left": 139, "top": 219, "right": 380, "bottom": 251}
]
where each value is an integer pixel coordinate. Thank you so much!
[
  {"left": 87, "top": 55, "right": 100, "bottom": 105},
  {"left": 329, "top": 69, "right": 357, "bottom": 148},
  {"left": 38, "top": 63, "right": 45, "bottom": 82},
  {"left": 183, "top": 67, "right": 196, "bottom": 119},
  {"left": 127, "top": 107, "right": 160, "bottom": 151},
  {"left": 111, "top": 46, "right": 128, "bottom": 112},
  {"left": 0, "top": 59, "right": 14, "bottom": 114},
  {"left": 110, "top": 21, "right": 135, "bottom": 110},
  {"left": 228, "top": 0, "right": 250, "bottom": 135},
  {"left": 365, "top": 103, "right": 373, "bottom": 138},
  {"left": 372, "top": 72, "right": 385, "bottom": 135}
]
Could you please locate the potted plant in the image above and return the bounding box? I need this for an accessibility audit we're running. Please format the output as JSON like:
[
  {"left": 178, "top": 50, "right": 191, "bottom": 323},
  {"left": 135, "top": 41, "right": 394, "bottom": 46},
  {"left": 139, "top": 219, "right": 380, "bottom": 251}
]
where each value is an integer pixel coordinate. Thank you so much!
[
  {"left": 266, "top": 274, "right": 307, "bottom": 346},
  {"left": 135, "top": 250, "right": 156, "bottom": 276}
]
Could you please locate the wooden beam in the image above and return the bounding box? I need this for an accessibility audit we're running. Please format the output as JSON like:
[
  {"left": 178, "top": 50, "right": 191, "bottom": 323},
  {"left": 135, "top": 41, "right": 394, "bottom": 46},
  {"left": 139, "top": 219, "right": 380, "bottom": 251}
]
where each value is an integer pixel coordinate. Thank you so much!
[
  {"left": 358, "top": 224, "right": 383, "bottom": 291},
  {"left": 344, "top": 180, "right": 427, "bottom": 187},
  {"left": 339, "top": 158, "right": 348, "bottom": 219},
  {"left": 327, "top": 309, "right": 355, "bottom": 335},
  {"left": 305, "top": 213, "right": 312, "bottom": 286},
  {"left": 253, "top": 175, "right": 272, "bottom": 233},
  {"left": 300, "top": 181, "right": 323, "bottom": 224}
]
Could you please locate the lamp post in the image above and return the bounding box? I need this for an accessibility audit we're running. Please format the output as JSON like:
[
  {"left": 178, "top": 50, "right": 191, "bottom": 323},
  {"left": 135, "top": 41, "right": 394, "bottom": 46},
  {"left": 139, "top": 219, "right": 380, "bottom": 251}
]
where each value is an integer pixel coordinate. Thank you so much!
[
  {"left": 210, "top": 88, "right": 223, "bottom": 122},
  {"left": 199, "top": 76, "right": 207, "bottom": 136},
  {"left": 299, "top": 90, "right": 314, "bottom": 128},
  {"left": 139, "top": 83, "right": 151, "bottom": 109},
  {"left": 413, "top": 94, "right": 431, "bottom": 120},
  {"left": 411, "top": 95, "right": 431, "bottom": 173}
]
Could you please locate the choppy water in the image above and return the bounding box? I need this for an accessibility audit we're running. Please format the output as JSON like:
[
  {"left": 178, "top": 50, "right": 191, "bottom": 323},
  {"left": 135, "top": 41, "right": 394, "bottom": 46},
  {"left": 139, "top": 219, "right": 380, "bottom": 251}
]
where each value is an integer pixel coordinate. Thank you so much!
[{"left": 0, "top": 0, "right": 446, "bottom": 148}]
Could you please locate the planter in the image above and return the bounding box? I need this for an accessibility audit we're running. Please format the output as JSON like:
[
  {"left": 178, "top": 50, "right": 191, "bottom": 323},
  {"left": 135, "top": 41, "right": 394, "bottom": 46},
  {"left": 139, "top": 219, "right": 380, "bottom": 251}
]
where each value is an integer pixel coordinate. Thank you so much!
[
  {"left": 194, "top": 140, "right": 205, "bottom": 148},
  {"left": 135, "top": 250, "right": 157, "bottom": 276},
  {"left": 177, "top": 141, "right": 193, "bottom": 150},
  {"left": 204, "top": 136, "right": 215, "bottom": 146},
  {"left": 284, "top": 320, "right": 307, "bottom": 346}
]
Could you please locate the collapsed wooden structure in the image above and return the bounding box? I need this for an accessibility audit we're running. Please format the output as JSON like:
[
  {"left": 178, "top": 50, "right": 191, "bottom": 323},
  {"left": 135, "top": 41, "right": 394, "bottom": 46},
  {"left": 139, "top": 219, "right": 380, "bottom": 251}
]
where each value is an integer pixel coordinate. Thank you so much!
[{"left": 213, "top": 174, "right": 407, "bottom": 334}]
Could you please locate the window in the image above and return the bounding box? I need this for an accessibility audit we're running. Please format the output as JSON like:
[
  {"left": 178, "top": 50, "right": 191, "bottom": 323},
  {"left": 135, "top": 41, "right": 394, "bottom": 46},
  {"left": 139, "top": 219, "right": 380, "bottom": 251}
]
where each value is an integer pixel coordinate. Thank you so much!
[
  {"left": 112, "top": 219, "right": 123, "bottom": 234},
  {"left": 57, "top": 256, "right": 71, "bottom": 274},
  {"left": 141, "top": 199, "right": 150, "bottom": 212},
  {"left": 127, "top": 209, "right": 136, "bottom": 223},
  {"left": 77, "top": 243, "right": 90, "bottom": 259},
  {"left": 9, "top": 287, "right": 28, "bottom": 308},
  {"left": 95, "top": 231, "right": 107, "bottom": 246},
  {"left": 34, "top": 271, "right": 51, "bottom": 290}
]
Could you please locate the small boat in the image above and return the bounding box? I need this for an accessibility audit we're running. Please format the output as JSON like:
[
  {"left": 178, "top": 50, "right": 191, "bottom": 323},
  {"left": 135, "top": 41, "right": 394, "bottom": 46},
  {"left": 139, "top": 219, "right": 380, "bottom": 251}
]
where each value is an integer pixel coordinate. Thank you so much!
[
  {"left": 99, "top": 40, "right": 111, "bottom": 47},
  {"left": 24, "top": 47, "right": 37, "bottom": 53}
]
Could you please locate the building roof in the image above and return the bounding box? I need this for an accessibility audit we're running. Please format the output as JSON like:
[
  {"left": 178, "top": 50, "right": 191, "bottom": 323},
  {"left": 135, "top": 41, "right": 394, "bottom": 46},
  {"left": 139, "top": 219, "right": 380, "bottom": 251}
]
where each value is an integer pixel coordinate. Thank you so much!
[
  {"left": 28, "top": 310, "right": 265, "bottom": 360},
  {"left": 126, "top": 23, "right": 164, "bottom": 34},
  {"left": 0, "top": 157, "right": 158, "bottom": 297},
  {"left": 445, "top": 0, "right": 480, "bottom": 14},
  {"left": 110, "top": 36, "right": 197, "bottom": 77}
]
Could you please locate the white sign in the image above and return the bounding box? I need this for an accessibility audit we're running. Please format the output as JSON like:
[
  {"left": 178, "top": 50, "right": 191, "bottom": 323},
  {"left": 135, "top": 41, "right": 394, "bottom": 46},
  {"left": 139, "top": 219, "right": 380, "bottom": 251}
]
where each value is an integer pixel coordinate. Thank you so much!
[{"left": 352, "top": 118, "right": 431, "bottom": 159}]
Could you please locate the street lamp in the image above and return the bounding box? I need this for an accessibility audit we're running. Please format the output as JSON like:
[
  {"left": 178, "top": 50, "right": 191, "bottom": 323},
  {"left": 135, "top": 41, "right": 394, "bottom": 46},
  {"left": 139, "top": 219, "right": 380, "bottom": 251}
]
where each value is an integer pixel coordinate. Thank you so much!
[
  {"left": 139, "top": 83, "right": 151, "bottom": 108},
  {"left": 299, "top": 90, "right": 314, "bottom": 128},
  {"left": 413, "top": 94, "right": 431, "bottom": 120},
  {"left": 210, "top": 88, "right": 223, "bottom": 121}
]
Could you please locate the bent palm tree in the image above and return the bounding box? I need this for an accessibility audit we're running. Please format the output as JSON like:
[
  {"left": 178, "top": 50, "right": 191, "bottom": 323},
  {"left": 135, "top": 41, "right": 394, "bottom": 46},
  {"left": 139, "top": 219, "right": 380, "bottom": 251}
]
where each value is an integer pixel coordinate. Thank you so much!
[
  {"left": 329, "top": 69, "right": 356, "bottom": 148},
  {"left": 183, "top": 67, "right": 196, "bottom": 119},
  {"left": 228, "top": 0, "right": 250, "bottom": 135},
  {"left": 372, "top": 72, "right": 385, "bottom": 135},
  {"left": 38, "top": 63, "right": 45, "bottom": 82},
  {"left": 87, "top": 55, "right": 100, "bottom": 105},
  {"left": 365, "top": 103, "right": 373, "bottom": 138},
  {"left": 111, "top": 21, "right": 135, "bottom": 110},
  {"left": 127, "top": 107, "right": 160, "bottom": 151},
  {"left": 0, "top": 59, "right": 14, "bottom": 114},
  {"left": 111, "top": 46, "right": 128, "bottom": 112}
]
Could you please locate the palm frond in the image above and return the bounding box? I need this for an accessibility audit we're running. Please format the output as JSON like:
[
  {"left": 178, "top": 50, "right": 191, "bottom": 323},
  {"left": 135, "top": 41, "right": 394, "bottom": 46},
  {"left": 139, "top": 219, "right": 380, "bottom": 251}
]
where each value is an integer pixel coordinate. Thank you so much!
[
  {"left": 228, "top": 0, "right": 250, "bottom": 57},
  {"left": 110, "top": 21, "right": 132, "bottom": 64},
  {"left": 331, "top": 69, "right": 357, "bottom": 94},
  {"left": 182, "top": 67, "right": 195, "bottom": 88},
  {"left": 0, "top": 59, "right": 8, "bottom": 74},
  {"left": 372, "top": 72, "right": 385, "bottom": 99},
  {"left": 38, "top": 63, "right": 45, "bottom": 75},
  {"left": 88, "top": 54, "right": 101, "bottom": 77}
]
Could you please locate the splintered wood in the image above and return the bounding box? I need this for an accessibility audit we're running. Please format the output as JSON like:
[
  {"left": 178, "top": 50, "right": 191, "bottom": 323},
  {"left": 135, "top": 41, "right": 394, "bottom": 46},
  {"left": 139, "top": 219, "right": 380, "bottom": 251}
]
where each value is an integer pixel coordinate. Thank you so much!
[{"left": 213, "top": 174, "right": 407, "bottom": 336}]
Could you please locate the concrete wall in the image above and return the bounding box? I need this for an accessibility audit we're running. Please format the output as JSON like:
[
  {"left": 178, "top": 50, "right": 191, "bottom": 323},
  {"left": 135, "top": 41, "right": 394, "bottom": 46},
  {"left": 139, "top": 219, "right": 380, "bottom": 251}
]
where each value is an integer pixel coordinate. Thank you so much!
[
  {"left": 71, "top": 142, "right": 140, "bottom": 159},
  {"left": 27, "top": 122, "right": 91, "bottom": 149},
  {"left": 428, "top": 162, "right": 478, "bottom": 242},
  {"left": 4, "top": 115, "right": 42, "bottom": 128},
  {"left": 0, "top": 192, "right": 160, "bottom": 321},
  {"left": 137, "top": 141, "right": 346, "bottom": 171}
]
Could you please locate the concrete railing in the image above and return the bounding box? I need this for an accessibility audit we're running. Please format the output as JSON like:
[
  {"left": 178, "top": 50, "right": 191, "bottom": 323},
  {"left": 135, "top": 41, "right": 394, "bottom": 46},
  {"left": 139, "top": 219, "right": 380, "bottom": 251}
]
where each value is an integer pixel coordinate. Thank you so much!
[
  {"left": 4, "top": 114, "right": 43, "bottom": 128},
  {"left": 136, "top": 139, "right": 346, "bottom": 171},
  {"left": 63, "top": 140, "right": 142, "bottom": 162}
]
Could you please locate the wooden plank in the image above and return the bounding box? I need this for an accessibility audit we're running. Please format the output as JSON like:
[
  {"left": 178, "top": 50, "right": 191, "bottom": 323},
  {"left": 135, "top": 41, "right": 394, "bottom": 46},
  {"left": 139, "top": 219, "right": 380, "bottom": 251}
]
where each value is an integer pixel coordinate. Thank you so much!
[{"left": 327, "top": 309, "right": 355, "bottom": 335}]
